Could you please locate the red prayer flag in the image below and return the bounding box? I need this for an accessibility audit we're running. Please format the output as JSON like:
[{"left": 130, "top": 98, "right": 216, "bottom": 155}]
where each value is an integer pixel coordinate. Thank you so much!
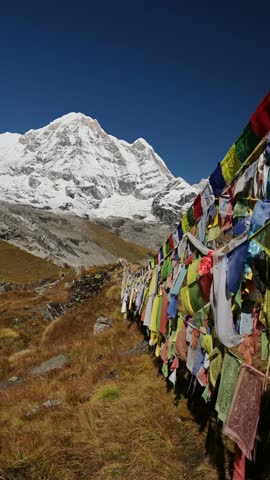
[
  {"left": 168, "top": 234, "right": 174, "bottom": 251},
  {"left": 250, "top": 91, "right": 270, "bottom": 139},
  {"left": 193, "top": 194, "right": 203, "bottom": 221},
  {"left": 232, "top": 446, "right": 245, "bottom": 480},
  {"left": 223, "top": 364, "right": 264, "bottom": 460}
]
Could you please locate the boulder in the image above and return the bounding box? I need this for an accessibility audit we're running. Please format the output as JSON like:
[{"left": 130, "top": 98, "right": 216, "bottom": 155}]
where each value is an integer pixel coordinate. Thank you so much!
[
  {"left": 29, "top": 354, "right": 69, "bottom": 376},
  {"left": 26, "top": 399, "right": 62, "bottom": 418},
  {"left": 93, "top": 316, "right": 113, "bottom": 336}
]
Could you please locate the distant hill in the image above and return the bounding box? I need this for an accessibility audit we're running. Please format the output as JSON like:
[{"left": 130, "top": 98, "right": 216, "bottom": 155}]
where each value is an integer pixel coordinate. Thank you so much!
[{"left": 0, "top": 202, "right": 156, "bottom": 269}]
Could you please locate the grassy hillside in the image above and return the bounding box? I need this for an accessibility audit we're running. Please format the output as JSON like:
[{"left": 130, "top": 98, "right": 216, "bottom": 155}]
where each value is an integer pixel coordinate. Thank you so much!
[
  {"left": 0, "top": 261, "right": 222, "bottom": 480},
  {"left": 85, "top": 220, "right": 153, "bottom": 262},
  {"left": 0, "top": 240, "right": 63, "bottom": 283}
]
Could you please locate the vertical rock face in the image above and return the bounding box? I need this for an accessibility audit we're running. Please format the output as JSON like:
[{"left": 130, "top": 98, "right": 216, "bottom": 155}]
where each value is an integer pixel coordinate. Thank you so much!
[{"left": 0, "top": 113, "right": 199, "bottom": 223}]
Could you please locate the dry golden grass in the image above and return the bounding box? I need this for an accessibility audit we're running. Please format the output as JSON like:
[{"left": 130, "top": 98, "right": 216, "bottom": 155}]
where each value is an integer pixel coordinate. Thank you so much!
[
  {"left": 8, "top": 349, "right": 33, "bottom": 369},
  {"left": 0, "top": 341, "right": 218, "bottom": 480},
  {"left": 0, "top": 328, "right": 19, "bottom": 339},
  {"left": 0, "top": 240, "right": 63, "bottom": 283},
  {"left": 0, "top": 261, "right": 221, "bottom": 480}
]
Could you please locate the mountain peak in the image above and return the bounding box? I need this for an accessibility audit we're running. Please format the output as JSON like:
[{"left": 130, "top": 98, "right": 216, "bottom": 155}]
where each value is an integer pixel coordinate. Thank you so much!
[
  {"left": 0, "top": 113, "right": 186, "bottom": 222},
  {"left": 55, "top": 112, "right": 90, "bottom": 122},
  {"left": 25, "top": 112, "right": 104, "bottom": 135},
  {"left": 133, "top": 137, "right": 152, "bottom": 148}
]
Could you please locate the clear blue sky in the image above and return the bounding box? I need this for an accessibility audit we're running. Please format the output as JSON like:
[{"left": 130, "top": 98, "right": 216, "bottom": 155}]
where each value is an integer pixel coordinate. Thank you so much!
[{"left": 0, "top": 1, "right": 269, "bottom": 183}]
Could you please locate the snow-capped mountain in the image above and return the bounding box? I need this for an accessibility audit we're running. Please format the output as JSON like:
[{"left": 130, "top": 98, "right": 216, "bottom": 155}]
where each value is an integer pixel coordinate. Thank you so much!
[
  {"left": 152, "top": 178, "right": 199, "bottom": 224},
  {"left": 0, "top": 113, "right": 198, "bottom": 223}
]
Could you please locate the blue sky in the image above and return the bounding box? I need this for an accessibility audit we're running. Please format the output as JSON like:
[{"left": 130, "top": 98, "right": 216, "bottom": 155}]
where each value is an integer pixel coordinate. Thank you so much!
[{"left": 0, "top": 1, "right": 269, "bottom": 183}]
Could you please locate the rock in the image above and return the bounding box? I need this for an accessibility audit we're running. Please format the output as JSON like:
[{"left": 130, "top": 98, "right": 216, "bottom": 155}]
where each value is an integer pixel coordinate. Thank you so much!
[
  {"left": 42, "top": 399, "right": 62, "bottom": 408},
  {"left": 95, "top": 217, "right": 171, "bottom": 250},
  {"left": 122, "top": 340, "right": 149, "bottom": 357},
  {"left": 0, "top": 282, "right": 16, "bottom": 293},
  {"left": 29, "top": 175, "right": 41, "bottom": 189},
  {"left": 175, "top": 416, "right": 192, "bottom": 423},
  {"left": 93, "top": 316, "right": 113, "bottom": 336},
  {"left": 0, "top": 376, "right": 23, "bottom": 391},
  {"left": 29, "top": 354, "right": 69, "bottom": 376},
  {"left": 13, "top": 318, "right": 23, "bottom": 325},
  {"left": 43, "top": 302, "right": 65, "bottom": 322},
  {"left": 105, "top": 370, "right": 119, "bottom": 380},
  {"left": 118, "top": 258, "right": 126, "bottom": 266},
  {"left": 68, "top": 272, "right": 106, "bottom": 306},
  {"left": 26, "top": 399, "right": 62, "bottom": 417},
  {"left": 26, "top": 406, "right": 40, "bottom": 418},
  {"left": 95, "top": 354, "right": 104, "bottom": 362},
  {"left": 34, "top": 279, "right": 59, "bottom": 295}
]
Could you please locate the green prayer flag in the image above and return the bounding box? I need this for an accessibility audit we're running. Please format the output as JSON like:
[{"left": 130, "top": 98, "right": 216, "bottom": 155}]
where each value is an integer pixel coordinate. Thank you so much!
[
  {"left": 188, "top": 282, "right": 206, "bottom": 313},
  {"left": 235, "top": 288, "right": 242, "bottom": 309},
  {"left": 193, "top": 303, "right": 210, "bottom": 328},
  {"left": 202, "top": 384, "right": 211, "bottom": 403},
  {"left": 235, "top": 121, "right": 260, "bottom": 163},
  {"left": 209, "top": 346, "right": 223, "bottom": 387},
  {"left": 161, "top": 257, "right": 172, "bottom": 281},
  {"left": 252, "top": 221, "right": 270, "bottom": 256},
  {"left": 233, "top": 198, "right": 249, "bottom": 218},
  {"left": 215, "top": 352, "right": 241, "bottom": 423},
  {"left": 187, "top": 206, "right": 195, "bottom": 227},
  {"left": 261, "top": 330, "right": 270, "bottom": 361},
  {"left": 162, "top": 362, "right": 168, "bottom": 378}
]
